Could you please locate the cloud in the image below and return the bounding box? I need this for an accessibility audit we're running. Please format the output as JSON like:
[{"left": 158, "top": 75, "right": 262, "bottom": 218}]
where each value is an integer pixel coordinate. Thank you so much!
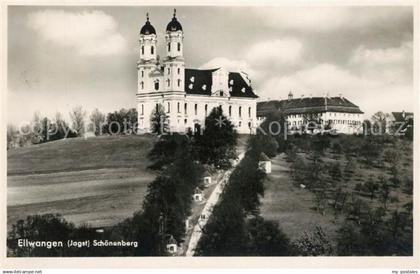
[
  {"left": 27, "top": 9, "right": 126, "bottom": 56},
  {"left": 349, "top": 42, "right": 413, "bottom": 84},
  {"left": 255, "top": 7, "right": 412, "bottom": 32},
  {"left": 200, "top": 57, "right": 261, "bottom": 81},
  {"left": 245, "top": 38, "right": 304, "bottom": 69}
]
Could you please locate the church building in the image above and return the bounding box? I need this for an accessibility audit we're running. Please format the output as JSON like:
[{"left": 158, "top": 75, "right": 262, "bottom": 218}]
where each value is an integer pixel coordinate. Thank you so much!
[{"left": 136, "top": 10, "right": 258, "bottom": 134}]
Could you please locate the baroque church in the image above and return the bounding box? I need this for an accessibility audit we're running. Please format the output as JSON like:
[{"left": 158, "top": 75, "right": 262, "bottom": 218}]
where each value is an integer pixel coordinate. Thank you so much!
[{"left": 136, "top": 10, "right": 258, "bottom": 134}]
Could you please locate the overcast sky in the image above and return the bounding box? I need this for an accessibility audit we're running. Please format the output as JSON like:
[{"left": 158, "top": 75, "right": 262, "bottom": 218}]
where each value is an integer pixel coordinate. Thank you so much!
[{"left": 7, "top": 6, "right": 414, "bottom": 125}]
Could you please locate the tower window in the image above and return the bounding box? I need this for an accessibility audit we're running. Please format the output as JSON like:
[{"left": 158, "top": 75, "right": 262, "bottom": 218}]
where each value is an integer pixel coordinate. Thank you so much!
[
  {"left": 177, "top": 42, "right": 181, "bottom": 51},
  {"left": 141, "top": 70, "right": 144, "bottom": 77},
  {"left": 239, "top": 106, "right": 242, "bottom": 118},
  {"left": 177, "top": 68, "right": 180, "bottom": 75},
  {"left": 205, "top": 104, "right": 208, "bottom": 115},
  {"left": 220, "top": 91, "right": 224, "bottom": 97},
  {"left": 151, "top": 46, "right": 154, "bottom": 54},
  {"left": 140, "top": 81, "right": 144, "bottom": 89},
  {"left": 168, "top": 68, "right": 170, "bottom": 74},
  {"left": 167, "top": 102, "right": 170, "bottom": 113},
  {"left": 167, "top": 79, "right": 171, "bottom": 87},
  {"left": 168, "top": 43, "right": 171, "bottom": 52},
  {"left": 177, "top": 79, "right": 181, "bottom": 87},
  {"left": 141, "top": 46, "right": 144, "bottom": 55},
  {"left": 141, "top": 104, "right": 144, "bottom": 115},
  {"left": 154, "top": 81, "right": 159, "bottom": 91},
  {"left": 248, "top": 107, "right": 251, "bottom": 117},
  {"left": 184, "top": 103, "right": 188, "bottom": 115},
  {"left": 194, "top": 104, "right": 198, "bottom": 115},
  {"left": 229, "top": 106, "right": 232, "bottom": 117},
  {"left": 177, "top": 102, "right": 180, "bottom": 113}
]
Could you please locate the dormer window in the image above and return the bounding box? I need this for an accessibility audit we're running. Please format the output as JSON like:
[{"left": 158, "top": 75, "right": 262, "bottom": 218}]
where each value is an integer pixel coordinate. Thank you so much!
[
  {"left": 202, "top": 84, "right": 206, "bottom": 90},
  {"left": 189, "top": 83, "right": 193, "bottom": 89},
  {"left": 229, "top": 79, "right": 234, "bottom": 85},
  {"left": 241, "top": 87, "right": 246, "bottom": 93},
  {"left": 190, "top": 76, "right": 195, "bottom": 82}
]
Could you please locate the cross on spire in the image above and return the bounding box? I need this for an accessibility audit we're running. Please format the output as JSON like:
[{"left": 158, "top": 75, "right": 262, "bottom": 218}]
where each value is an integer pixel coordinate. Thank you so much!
[
  {"left": 146, "top": 12, "right": 149, "bottom": 21},
  {"left": 173, "top": 8, "right": 176, "bottom": 18}
]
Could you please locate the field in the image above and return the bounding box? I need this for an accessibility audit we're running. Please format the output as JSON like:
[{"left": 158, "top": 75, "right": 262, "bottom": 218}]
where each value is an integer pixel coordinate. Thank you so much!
[
  {"left": 260, "top": 136, "right": 413, "bottom": 247},
  {"left": 7, "top": 135, "right": 157, "bottom": 229},
  {"left": 260, "top": 153, "right": 340, "bottom": 241}
]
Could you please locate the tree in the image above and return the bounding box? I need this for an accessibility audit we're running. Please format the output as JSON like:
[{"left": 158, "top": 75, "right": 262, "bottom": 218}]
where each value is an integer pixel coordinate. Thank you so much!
[
  {"left": 293, "top": 226, "right": 335, "bottom": 256},
  {"left": 70, "top": 106, "right": 86, "bottom": 137},
  {"left": 7, "top": 124, "right": 18, "bottom": 149},
  {"left": 193, "top": 106, "right": 237, "bottom": 169},
  {"left": 31, "top": 111, "right": 43, "bottom": 144},
  {"left": 371, "top": 111, "right": 389, "bottom": 135},
  {"left": 328, "top": 162, "right": 342, "bottom": 185},
  {"left": 102, "top": 108, "right": 138, "bottom": 135},
  {"left": 89, "top": 109, "right": 106, "bottom": 136},
  {"left": 150, "top": 104, "right": 169, "bottom": 135},
  {"left": 379, "top": 178, "right": 391, "bottom": 209},
  {"left": 364, "top": 176, "right": 379, "bottom": 200},
  {"left": 343, "top": 159, "right": 356, "bottom": 183}
]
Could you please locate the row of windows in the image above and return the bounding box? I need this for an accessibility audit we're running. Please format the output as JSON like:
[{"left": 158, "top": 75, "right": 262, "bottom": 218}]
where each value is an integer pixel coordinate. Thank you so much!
[
  {"left": 139, "top": 79, "right": 182, "bottom": 90},
  {"left": 141, "top": 45, "right": 154, "bottom": 55},
  {"left": 288, "top": 120, "right": 362, "bottom": 126},
  {"left": 140, "top": 103, "right": 252, "bottom": 118},
  {"left": 140, "top": 68, "right": 182, "bottom": 79},
  {"left": 288, "top": 113, "right": 361, "bottom": 119},
  {"left": 168, "top": 42, "right": 181, "bottom": 52}
]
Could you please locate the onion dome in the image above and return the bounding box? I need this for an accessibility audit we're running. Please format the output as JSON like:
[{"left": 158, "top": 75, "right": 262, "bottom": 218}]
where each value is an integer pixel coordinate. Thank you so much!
[
  {"left": 166, "top": 9, "right": 183, "bottom": 32},
  {"left": 140, "top": 13, "right": 156, "bottom": 35}
]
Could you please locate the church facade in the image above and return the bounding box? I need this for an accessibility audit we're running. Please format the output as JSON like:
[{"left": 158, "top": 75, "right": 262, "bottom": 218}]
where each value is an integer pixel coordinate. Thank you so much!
[{"left": 136, "top": 11, "right": 258, "bottom": 134}]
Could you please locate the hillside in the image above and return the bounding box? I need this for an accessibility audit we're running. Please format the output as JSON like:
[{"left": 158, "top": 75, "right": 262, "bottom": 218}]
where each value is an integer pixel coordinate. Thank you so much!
[{"left": 7, "top": 135, "right": 158, "bottom": 229}]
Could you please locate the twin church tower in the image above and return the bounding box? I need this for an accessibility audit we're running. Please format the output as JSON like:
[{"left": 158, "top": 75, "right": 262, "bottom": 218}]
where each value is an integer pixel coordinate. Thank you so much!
[{"left": 136, "top": 10, "right": 258, "bottom": 134}]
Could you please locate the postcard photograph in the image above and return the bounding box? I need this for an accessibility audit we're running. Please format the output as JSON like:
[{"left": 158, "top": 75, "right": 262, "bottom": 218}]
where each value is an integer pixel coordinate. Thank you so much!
[{"left": 3, "top": 3, "right": 417, "bottom": 262}]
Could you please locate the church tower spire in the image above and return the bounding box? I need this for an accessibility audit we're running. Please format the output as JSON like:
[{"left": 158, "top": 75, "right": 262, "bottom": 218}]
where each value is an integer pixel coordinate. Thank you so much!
[
  {"left": 164, "top": 8, "right": 185, "bottom": 92},
  {"left": 138, "top": 12, "right": 158, "bottom": 94}
]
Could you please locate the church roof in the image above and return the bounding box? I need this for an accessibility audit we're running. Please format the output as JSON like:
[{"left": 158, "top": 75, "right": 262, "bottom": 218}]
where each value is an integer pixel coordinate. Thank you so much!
[
  {"left": 392, "top": 111, "right": 413, "bottom": 122},
  {"left": 184, "top": 68, "right": 258, "bottom": 99},
  {"left": 257, "top": 96, "right": 363, "bottom": 117},
  {"left": 140, "top": 14, "right": 156, "bottom": 35}
]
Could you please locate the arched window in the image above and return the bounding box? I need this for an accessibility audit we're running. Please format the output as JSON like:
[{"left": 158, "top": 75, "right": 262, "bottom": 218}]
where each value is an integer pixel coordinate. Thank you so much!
[
  {"left": 141, "top": 46, "right": 144, "bottom": 55},
  {"left": 229, "top": 106, "right": 232, "bottom": 117},
  {"left": 177, "top": 42, "right": 181, "bottom": 51},
  {"left": 167, "top": 79, "right": 170, "bottom": 87},
  {"left": 239, "top": 106, "right": 242, "bottom": 118},
  {"left": 205, "top": 104, "right": 208, "bottom": 115},
  {"left": 177, "top": 102, "right": 180, "bottom": 113},
  {"left": 168, "top": 43, "right": 171, "bottom": 52},
  {"left": 184, "top": 103, "right": 188, "bottom": 114},
  {"left": 168, "top": 68, "right": 171, "bottom": 74},
  {"left": 154, "top": 81, "right": 159, "bottom": 91},
  {"left": 248, "top": 107, "right": 251, "bottom": 117},
  {"left": 141, "top": 70, "right": 144, "bottom": 77},
  {"left": 177, "top": 68, "right": 180, "bottom": 75},
  {"left": 140, "top": 81, "right": 144, "bottom": 89},
  {"left": 141, "top": 104, "right": 144, "bottom": 115},
  {"left": 151, "top": 46, "right": 154, "bottom": 54},
  {"left": 167, "top": 102, "right": 170, "bottom": 113},
  {"left": 177, "top": 79, "right": 181, "bottom": 87},
  {"left": 194, "top": 104, "right": 198, "bottom": 115}
]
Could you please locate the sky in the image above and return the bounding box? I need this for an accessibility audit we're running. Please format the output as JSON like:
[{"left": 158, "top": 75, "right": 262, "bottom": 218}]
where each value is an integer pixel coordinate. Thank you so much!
[{"left": 7, "top": 5, "right": 414, "bottom": 125}]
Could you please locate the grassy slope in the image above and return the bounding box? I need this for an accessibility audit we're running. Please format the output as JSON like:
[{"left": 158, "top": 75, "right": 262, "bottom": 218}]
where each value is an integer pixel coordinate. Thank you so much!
[
  {"left": 7, "top": 135, "right": 157, "bottom": 229},
  {"left": 260, "top": 137, "right": 413, "bottom": 244}
]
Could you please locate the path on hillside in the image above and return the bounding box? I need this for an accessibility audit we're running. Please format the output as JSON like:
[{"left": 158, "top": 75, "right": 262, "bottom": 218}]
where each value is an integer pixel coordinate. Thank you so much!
[{"left": 185, "top": 151, "right": 245, "bottom": 256}]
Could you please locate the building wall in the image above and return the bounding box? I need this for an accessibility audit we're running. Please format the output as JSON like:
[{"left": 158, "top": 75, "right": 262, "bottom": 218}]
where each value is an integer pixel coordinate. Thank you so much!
[
  {"left": 137, "top": 93, "right": 257, "bottom": 134},
  {"left": 286, "top": 111, "right": 364, "bottom": 134}
]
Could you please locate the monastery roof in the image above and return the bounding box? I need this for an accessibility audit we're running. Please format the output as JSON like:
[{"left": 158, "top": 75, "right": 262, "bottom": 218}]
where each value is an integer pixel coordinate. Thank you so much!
[
  {"left": 184, "top": 68, "right": 258, "bottom": 99},
  {"left": 257, "top": 96, "right": 363, "bottom": 117}
]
